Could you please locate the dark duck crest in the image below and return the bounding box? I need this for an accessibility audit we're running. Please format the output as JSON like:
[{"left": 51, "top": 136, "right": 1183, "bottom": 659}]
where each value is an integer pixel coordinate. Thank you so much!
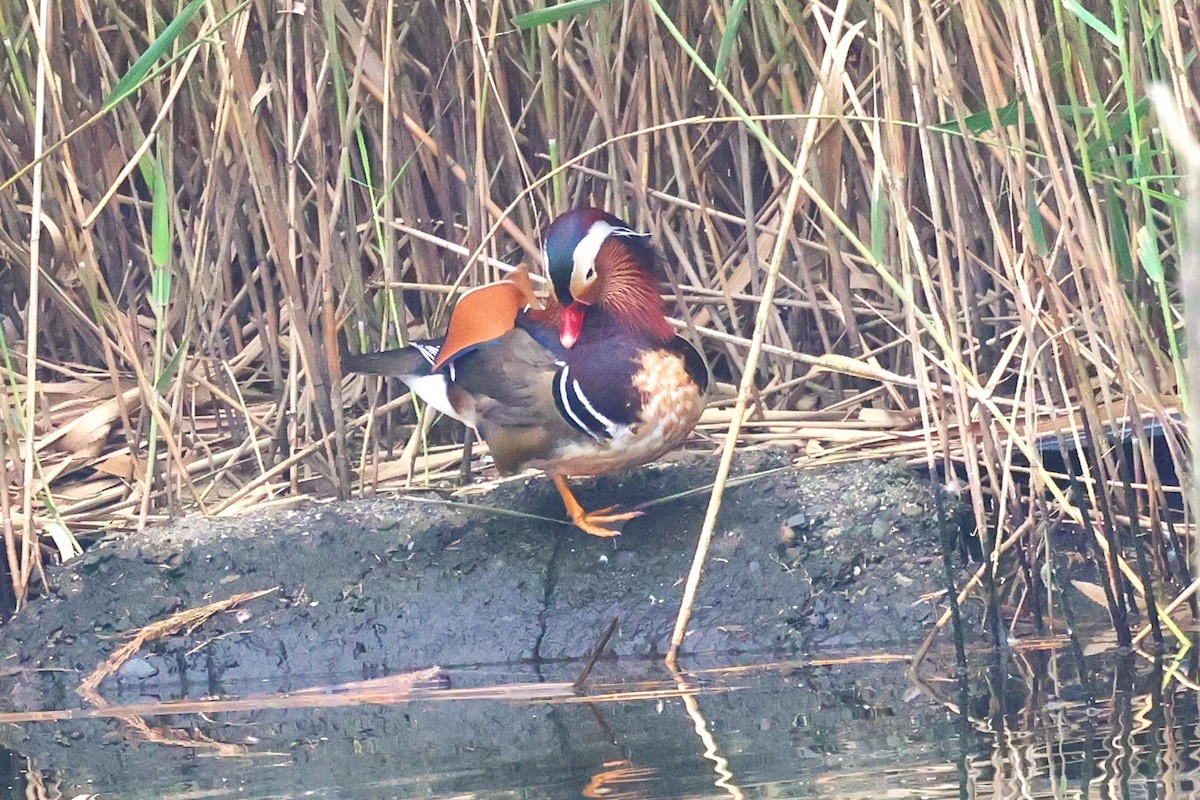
[{"left": 345, "top": 208, "right": 709, "bottom": 537}]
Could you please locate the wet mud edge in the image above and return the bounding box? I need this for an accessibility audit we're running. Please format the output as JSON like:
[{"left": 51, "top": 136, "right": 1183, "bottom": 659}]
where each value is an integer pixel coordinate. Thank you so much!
[{"left": 0, "top": 451, "right": 972, "bottom": 706}]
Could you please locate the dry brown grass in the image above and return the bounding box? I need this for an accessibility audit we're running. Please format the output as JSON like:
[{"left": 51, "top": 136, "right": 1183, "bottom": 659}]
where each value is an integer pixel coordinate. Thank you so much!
[{"left": 0, "top": 0, "right": 1196, "bottom": 648}]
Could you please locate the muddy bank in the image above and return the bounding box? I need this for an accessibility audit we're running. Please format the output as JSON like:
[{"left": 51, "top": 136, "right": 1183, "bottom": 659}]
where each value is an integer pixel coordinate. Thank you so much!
[
  {"left": 0, "top": 451, "right": 985, "bottom": 795},
  {"left": 0, "top": 452, "right": 968, "bottom": 704}
]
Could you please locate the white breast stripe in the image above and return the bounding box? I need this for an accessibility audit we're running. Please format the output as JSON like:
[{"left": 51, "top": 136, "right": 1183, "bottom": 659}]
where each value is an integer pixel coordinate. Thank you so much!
[
  {"left": 557, "top": 366, "right": 602, "bottom": 441},
  {"left": 571, "top": 377, "right": 617, "bottom": 437}
]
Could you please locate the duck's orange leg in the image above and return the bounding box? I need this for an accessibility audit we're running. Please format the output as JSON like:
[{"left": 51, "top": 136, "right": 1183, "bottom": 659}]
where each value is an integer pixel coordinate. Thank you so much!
[{"left": 552, "top": 475, "right": 643, "bottom": 538}]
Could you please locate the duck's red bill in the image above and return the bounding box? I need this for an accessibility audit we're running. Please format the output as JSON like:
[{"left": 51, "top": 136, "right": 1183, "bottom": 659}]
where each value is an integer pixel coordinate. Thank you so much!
[{"left": 560, "top": 304, "right": 585, "bottom": 348}]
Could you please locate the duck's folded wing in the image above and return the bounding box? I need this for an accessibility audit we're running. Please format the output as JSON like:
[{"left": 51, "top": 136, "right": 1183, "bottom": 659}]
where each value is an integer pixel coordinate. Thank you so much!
[
  {"left": 448, "top": 327, "right": 563, "bottom": 429},
  {"left": 447, "top": 327, "right": 596, "bottom": 474},
  {"left": 345, "top": 268, "right": 538, "bottom": 423}
]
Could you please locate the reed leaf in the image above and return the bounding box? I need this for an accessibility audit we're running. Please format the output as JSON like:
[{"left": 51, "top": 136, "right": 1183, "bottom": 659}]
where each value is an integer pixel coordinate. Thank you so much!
[
  {"left": 102, "top": 0, "right": 204, "bottom": 111},
  {"left": 513, "top": 0, "right": 612, "bottom": 29}
]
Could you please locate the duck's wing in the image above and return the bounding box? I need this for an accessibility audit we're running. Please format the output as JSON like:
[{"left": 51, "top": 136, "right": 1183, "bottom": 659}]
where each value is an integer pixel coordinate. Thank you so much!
[
  {"left": 443, "top": 324, "right": 593, "bottom": 474},
  {"left": 431, "top": 267, "right": 536, "bottom": 370},
  {"left": 344, "top": 268, "right": 538, "bottom": 421}
]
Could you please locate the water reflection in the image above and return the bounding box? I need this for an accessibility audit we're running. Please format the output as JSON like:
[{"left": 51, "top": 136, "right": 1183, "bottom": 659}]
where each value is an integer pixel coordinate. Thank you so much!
[{"left": 1, "top": 643, "right": 1198, "bottom": 798}]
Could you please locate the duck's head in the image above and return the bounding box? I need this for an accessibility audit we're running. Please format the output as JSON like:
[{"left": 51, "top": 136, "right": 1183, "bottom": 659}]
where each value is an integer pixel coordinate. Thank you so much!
[{"left": 543, "top": 208, "right": 670, "bottom": 348}]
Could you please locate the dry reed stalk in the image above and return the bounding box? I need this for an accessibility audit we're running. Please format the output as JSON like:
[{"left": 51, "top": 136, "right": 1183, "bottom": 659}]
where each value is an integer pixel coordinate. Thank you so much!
[{"left": 76, "top": 586, "right": 278, "bottom": 700}]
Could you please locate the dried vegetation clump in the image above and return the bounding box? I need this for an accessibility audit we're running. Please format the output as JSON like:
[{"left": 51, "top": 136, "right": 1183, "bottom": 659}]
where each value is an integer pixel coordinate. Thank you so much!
[{"left": 0, "top": 0, "right": 1197, "bottom": 648}]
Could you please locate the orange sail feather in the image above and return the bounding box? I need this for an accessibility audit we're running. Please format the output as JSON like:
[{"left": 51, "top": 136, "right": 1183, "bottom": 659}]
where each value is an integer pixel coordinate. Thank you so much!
[{"left": 431, "top": 267, "right": 537, "bottom": 370}]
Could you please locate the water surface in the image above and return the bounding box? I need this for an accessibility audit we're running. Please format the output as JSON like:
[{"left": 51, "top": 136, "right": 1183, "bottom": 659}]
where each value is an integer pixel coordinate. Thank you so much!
[{"left": 2, "top": 640, "right": 1192, "bottom": 799}]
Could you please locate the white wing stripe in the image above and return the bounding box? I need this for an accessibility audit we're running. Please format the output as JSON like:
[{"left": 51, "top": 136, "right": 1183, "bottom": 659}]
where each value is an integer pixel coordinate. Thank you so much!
[{"left": 413, "top": 343, "right": 439, "bottom": 365}]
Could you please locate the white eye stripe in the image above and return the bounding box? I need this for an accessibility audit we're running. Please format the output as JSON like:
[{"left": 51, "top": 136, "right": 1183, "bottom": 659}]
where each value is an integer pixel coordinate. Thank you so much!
[
  {"left": 571, "top": 222, "right": 614, "bottom": 285},
  {"left": 572, "top": 222, "right": 651, "bottom": 286}
]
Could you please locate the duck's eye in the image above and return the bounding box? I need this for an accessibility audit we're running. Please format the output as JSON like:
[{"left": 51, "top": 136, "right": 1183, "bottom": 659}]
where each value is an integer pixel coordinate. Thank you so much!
[{"left": 584, "top": 264, "right": 596, "bottom": 280}]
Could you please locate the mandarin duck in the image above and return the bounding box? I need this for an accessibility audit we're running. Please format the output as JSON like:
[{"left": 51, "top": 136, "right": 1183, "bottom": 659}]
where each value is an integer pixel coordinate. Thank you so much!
[{"left": 345, "top": 208, "right": 709, "bottom": 537}]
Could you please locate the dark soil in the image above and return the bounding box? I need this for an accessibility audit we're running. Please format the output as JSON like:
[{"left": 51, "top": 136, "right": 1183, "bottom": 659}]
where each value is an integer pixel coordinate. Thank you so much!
[{"left": 1, "top": 452, "right": 965, "bottom": 701}]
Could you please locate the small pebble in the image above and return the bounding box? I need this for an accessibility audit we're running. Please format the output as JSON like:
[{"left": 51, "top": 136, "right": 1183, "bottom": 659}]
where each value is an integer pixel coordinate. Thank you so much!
[
  {"left": 117, "top": 657, "right": 159, "bottom": 681},
  {"left": 871, "top": 516, "right": 892, "bottom": 542}
]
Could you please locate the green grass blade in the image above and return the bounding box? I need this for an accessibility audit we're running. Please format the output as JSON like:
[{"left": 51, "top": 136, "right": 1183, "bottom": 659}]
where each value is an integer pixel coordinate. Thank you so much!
[
  {"left": 1062, "top": 0, "right": 1120, "bottom": 46},
  {"left": 1024, "top": 182, "right": 1049, "bottom": 255},
  {"left": 151, "top": 158, "right": 170, "bottom": 269},
  {"left": 513, "top": 0, "right": 611, "bottom": 29},
  {"left": 932, "top": 96, "right": 1024, "bottom": 136},
  {"left": 713, "top": 0, "right": 749, "bottom": 84},
  {"left": 155, "top": 337, "right": 187, "bottom": 394},
  {"left": 1136, "top": 223, "right": 1164, "bottom": 283},
  {"left": 870, "top": 179, "right": 886, "bottom": 263},
  {"left": 1103, "top": 187, "right": 1134, "bottom": 280},
  {"left": 103, "top": 0, "right": 205, "bottom": 111},
  {"left": 548, "top": 137, "right": 563, "bottom": 210}
]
